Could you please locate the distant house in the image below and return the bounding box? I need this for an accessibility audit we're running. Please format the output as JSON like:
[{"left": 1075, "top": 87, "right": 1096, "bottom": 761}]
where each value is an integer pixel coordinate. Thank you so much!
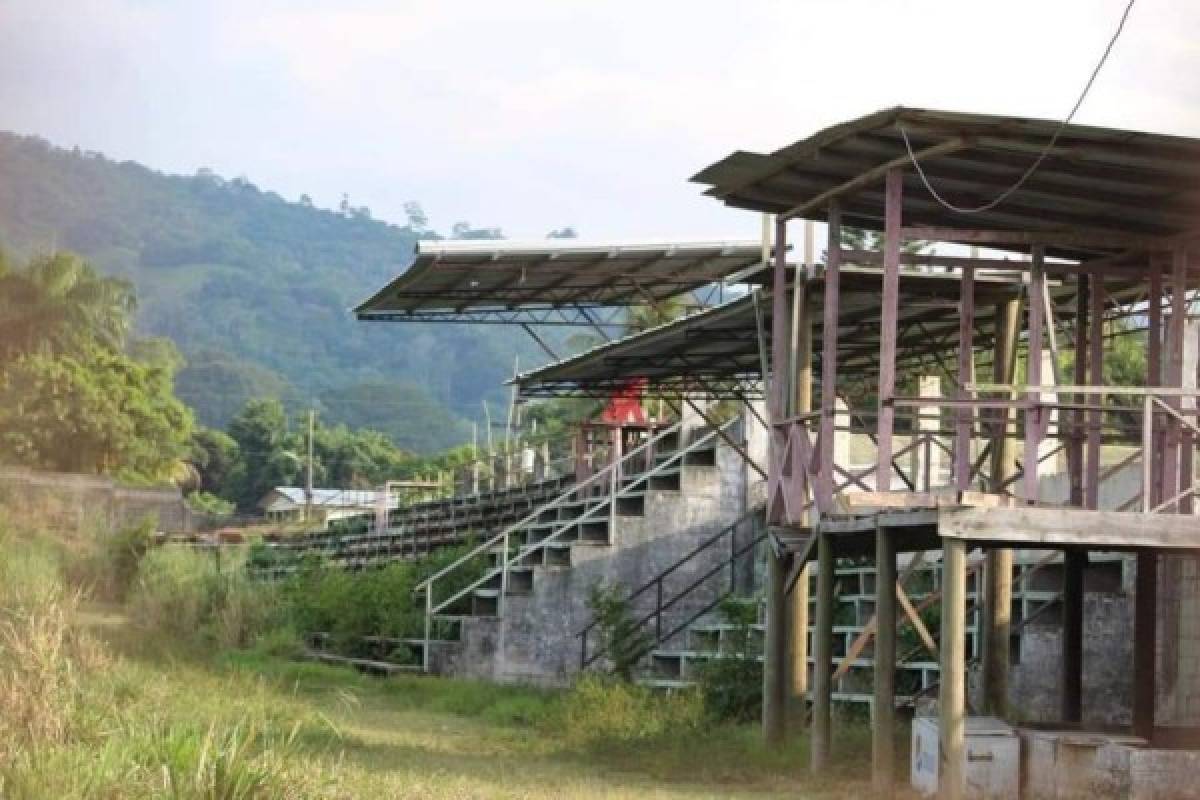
[{"left": 257, "top": 487, "right": 398, "bottom": 527}]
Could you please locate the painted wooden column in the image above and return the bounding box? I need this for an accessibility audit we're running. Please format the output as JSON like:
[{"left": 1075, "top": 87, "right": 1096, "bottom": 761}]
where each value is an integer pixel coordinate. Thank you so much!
[
  {"left": 1069, "top": 275, "right": 1089, "bottom": 508},
  {"left": 1163, "top": 248, "right": 1188, "bottom": 511},
  {"left": 1148, "top": 261, "right": 1163, "bottom": 508},
  {"left": 1061, "top": 547, "right": 1085, "bottom": 724},
  {"left": 763, "top": 216, "right": 789, "bottom": 744},
  {"left": 790, "top": 275, "right": 812, "bottom": 714},
  {"left": 1023, "top": 245, "right": 1046, "bottom": 505},
  {"left": 811, "top": 531, "right": 835, "bottom": 773},
  {"left": 876, "top": 169, "right": 903, "bottom": 491},
  {"left": 872, "top": 525, "right": 897, "bottom": 797},
  {"left": 939, "top": 538, "right": 968, "bottom": 800},
  {"left": 818, "top": 203, "right": 843, "bottom": 509},
  {"left": 981, "top": 294, "right": 1020, "bottom": 717},
  {"left": 1085, "top": 278, "right": 1106, "bottom": 509},
  {"left": 954, "top": 266, "right": 975, "bottom": 491}
]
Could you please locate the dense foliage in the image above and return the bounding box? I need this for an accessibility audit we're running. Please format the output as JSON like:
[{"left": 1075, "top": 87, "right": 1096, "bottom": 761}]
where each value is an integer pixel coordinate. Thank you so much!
[
  {"left": 0, "top": 132, "right": 556, "bottom": 451},
  {"left": 0, "top": 251, "right": 193, "bottom": 483}
]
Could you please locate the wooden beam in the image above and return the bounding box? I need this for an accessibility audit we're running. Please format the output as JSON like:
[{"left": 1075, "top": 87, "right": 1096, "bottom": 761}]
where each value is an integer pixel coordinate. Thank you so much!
[
  {"left": 939, "top": 538, "right": 968, "bottom": 800},
  {"left": 940, "top": 506, "right": 1200, "bottom": 549},
  {"left": 1085, "top": 278, "right": 1106, "bottom": 509},
  {"left": 955, "top": 266, "right": 975, "bottom": 491},
  {"left": 1061, "top": 549, "right": 1085, "bottom": 724},
  {"left": 818, "top": 203, "right": 842, "bottom": 509},
  {"left": 780, "top": 138, "right": 967, "bottom": 221},
  {"left": 1148, "top": 260, "right": 1164, "bottom": 508},
  {"left": 872, "top": 525, "right": 897, "bottom": 798},
  {"left": 876, "top": 169, "right": 902, "bottom": 492},
  {"left": 1133, "top": 550, "right": 1158, "bottom": 741},
  {"left": 900, "top": 226, "right": 1161, "bottom": 251},
  {"left": 810, "top": 532, "right": 834, "bottom": 773},
  {"left": 1024, "top": 247, "right": 1046, "bottom": 504}
]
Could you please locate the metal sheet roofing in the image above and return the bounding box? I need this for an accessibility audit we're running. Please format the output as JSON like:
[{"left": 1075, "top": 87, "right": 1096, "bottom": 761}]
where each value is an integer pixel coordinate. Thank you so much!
[
  {"left": 693, "top": 107, "right": 1200, "bottom": 261},
  {"left": 354, "top": 239, "right": 766, "bottom": 325},
  {"left": 516, "top": 264, "right": 1036, "bottom": 399}
]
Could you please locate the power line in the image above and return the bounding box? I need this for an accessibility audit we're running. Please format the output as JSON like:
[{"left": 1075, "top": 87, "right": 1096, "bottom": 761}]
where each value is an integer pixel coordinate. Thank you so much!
[{"left": 900, "top": 0, "right": 1138, "bottom": 214}]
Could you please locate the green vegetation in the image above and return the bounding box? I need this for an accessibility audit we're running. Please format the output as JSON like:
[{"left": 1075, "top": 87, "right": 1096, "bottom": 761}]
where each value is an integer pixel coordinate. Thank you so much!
[
  {"left": 0, "top": 504, "right": 881, "bottom": 799},
  {"left": 0, "top": 132, "right": 556, "bottom": 450},
  {"left": 0, "top": 251, "right": 193, "bottom": 483},
  {"left": 586, "top": 582, "right": 654, "bottom": 681},
  {"left": 696, "top": 597, "right": 764, "bottom": 723}
]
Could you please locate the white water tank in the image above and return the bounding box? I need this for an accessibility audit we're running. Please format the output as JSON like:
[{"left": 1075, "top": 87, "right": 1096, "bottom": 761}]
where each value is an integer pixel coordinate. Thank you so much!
[{"left": 912, "top": 716, "right": 1019, "bottom": 799}]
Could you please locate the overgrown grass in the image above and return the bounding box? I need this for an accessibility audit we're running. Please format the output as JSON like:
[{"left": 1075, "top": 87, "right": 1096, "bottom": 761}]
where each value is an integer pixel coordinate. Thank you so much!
[{"left": 0, "top": 504, "right": 899, "bottom": 799}]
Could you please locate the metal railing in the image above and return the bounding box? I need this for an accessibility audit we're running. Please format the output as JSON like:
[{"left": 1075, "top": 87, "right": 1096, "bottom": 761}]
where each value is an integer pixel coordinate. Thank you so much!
[
  {"left": 414, "top": 419, "right": 735, "bottom": 671},
  {"left": 577, "top": 505, "right": 766, "bottom": 670}
]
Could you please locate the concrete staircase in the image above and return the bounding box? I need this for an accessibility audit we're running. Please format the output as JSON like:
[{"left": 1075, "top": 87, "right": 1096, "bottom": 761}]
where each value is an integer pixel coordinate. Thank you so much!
[{"left": 414, "top": 418, "right": 751, "bottom": 685}]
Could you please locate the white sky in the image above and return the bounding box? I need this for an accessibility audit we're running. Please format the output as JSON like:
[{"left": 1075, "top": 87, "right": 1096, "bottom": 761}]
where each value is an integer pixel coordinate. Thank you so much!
[{"left": 1, "top": 0, "right": 1197, "bottom": 241}]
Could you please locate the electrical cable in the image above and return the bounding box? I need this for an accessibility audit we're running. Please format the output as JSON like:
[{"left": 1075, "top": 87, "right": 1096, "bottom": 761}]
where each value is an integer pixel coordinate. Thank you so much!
[{"left": 900, "top": 0, "right": 1137, "bottom": 214}]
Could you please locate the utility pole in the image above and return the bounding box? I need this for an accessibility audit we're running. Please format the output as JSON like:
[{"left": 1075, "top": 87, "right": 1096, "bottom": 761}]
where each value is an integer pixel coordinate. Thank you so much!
[{"left": 305, "top": 409, "right": 315, "bottom": 522}]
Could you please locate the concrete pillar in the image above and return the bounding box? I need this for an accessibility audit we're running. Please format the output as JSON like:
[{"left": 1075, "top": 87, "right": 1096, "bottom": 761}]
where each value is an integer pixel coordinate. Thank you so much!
[
  {"left": 811, "top": 531, "right": 835, "bottom": 773},
  {"left": 939, "top": 538, "right": 968, "bottom": 800},
  {"left": 914, "top": 376, "right": 941, "bottom": 490},
  {"left": 873, "top": 526, "right": 897, "bottom": 797},
  {"left": 790, "top": 279, "right": 813, "bottom": 714}
]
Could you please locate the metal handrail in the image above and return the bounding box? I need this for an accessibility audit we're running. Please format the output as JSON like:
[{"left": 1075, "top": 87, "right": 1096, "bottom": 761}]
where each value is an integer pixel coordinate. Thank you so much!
[
  {"left": 577, "top": 505, "right": 766, "bottom": 670},
  {"left": 430, "top": 419, "right": 737, "bottom": 617},
  {"left": 414, "top": 420, "right": 682, "bottom": 596}
]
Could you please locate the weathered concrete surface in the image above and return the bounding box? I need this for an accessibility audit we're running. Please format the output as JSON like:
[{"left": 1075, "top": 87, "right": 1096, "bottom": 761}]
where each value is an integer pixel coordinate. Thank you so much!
[{"left": 445, "top": 421, "right": 753, "bottom": 686}]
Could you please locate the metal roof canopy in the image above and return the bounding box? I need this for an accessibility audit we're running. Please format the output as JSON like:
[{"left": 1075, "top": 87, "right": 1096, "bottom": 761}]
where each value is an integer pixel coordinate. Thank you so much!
[
  {"left": 693, "top": 107, "right": 1200, "bottom": 262},
  {"left": 354, "top": 239, "right": 767, "bottom": 326},
  {"left": 516, "top": 264, "right": 1053, "bottom": 399}
]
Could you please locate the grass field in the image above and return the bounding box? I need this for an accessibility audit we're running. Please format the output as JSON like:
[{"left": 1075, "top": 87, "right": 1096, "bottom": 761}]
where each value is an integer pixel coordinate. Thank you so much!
[{"left": 0, "top": 506, "right": 904, "bottom": 799}]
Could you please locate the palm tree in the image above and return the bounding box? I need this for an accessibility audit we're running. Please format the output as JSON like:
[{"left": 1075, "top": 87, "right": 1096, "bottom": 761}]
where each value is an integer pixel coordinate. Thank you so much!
[{"left": 0, "top": 250, "right": 135, "bottom": 362}]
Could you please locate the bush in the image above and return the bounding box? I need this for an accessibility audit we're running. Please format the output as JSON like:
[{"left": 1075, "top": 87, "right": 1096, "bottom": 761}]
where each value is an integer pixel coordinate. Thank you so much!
[
  {"left": 696, "top": 597, "right": 762, "bottom": 723},
  {"left": 58, "top": 516, "right": 155, "bottom": 602},
  {"left": 558, "top": 675, "right": 703, "bottom": 748},
  {"left": 585, "top": 582, "right": 652, "bottom": 681}
]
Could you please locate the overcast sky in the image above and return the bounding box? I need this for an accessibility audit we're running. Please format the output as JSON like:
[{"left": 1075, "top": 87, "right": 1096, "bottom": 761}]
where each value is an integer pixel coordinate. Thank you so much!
[{"left": 1, "top": 0, "right": 1197, "bottom": 241}]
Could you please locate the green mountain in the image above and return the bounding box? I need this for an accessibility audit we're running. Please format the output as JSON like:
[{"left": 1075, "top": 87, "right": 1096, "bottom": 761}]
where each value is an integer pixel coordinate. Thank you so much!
[{"left": 0, "top": 132, "right": 546, "bottom": 452}]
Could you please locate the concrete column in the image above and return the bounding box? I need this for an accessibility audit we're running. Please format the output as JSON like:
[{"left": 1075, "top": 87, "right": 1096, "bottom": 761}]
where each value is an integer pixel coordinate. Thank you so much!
[
  {"left": 811, "top": 531, "right": 835, "bottom": 773},
  {"left": 939, "top": 538, "right": 968, "bottom": 800},
  {"left": 790, "top": 278, "right": 813, "bottom": 714},
  {"left": 915, "top": 376, "right": 942, "bottom": 490},
  {"left": 873, "top": 527, "right": 897, "bottom": 797}
]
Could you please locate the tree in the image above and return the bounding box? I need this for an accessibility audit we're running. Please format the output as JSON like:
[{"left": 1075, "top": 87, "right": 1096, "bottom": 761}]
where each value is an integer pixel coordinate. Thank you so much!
[
  {"left": 546, "top": 227, "right": 578, "bottom": 239},
  {"left": 189, "top": 427, "right": 240, "bottom": 495},
  {"left": 0, "top": 344, "right": 193, "bottom": 482},
  {"left": 224, "top": 398, "right": 301, "bottom": 510},
  {"left": 0, "top": 251, "right": 135, "bottom": 363}
]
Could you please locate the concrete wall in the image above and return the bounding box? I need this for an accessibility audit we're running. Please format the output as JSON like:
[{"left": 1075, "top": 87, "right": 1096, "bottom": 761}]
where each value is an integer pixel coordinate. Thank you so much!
[{"left": 0, "top": 466, "right": 196, "bottom": 532}]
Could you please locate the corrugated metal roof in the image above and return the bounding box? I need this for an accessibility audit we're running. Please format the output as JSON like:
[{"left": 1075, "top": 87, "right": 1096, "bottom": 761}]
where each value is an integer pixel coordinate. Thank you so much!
[
  {"left": 353, "top": 238, "right": 766, "bottom": 325},
  {"left": 693, "top": 107, "right": 1200, "bottom": 261}
]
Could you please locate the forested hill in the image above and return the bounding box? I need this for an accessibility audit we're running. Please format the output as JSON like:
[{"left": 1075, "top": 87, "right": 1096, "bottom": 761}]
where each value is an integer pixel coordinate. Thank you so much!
[{"left": 0, "top": 132, "right": 546, "bottom": 452}]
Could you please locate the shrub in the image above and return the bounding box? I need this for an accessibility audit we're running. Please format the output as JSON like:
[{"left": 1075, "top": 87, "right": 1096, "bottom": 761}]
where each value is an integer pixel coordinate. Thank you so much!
[
  {"left": 558, "top": 675, "right": 703, "bottom": 748},
  {"left": 696, "top": 596, "right": 762, "bottom": 723},
  {"left": 585, "top": 582, "right": 652, "bottom": 681}
]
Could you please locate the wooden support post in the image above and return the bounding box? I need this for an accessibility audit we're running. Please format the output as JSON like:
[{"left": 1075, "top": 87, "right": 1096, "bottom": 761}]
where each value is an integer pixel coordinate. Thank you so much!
[
  {"left": 955, "top": 266, "right": 975, "bottom": 491},
  {"left": 763, "top": 545, "right": 788, "bottom": 744},
  {"left": 939, "top": 538, "right": 968, "bottom": 800},
  {"left": 790, "top": 276, "right": 812, "bottom": 713},
  {"left": 873, "top": 526, "right": 897, "bottom": 797},
  {"left": 982, "top": 293, "right": 1019, "bottom": 717},
  {"left": 1085, "top": 279, "right": 1105, "bottom": 509},
  {"left": 1069, "top": 276, "right": 1088, "bottom": 508},
  {"left": 1024, "top": 245, "right": 1046, "bottom": 504},
  {"left": 811, "top": 531, "right": 835, "bottom": 773},
  {"left": 1061, "top": 548, "right": 1085, "bottom": 724},
  {"left": 1133, "top": 549, "right": 1158, "bottom": 741},
  {"left": 1148, "top": 261, "right": 1163, "bottom": 508},
  {"left": 762, "top": 215, "right": 789, "bottom": 743},
  {"left": 819, "top": 203, "right": 842, "bottom": 509},
  {"left": 876, "top": 169, "right": 903, "bottom": 492},
  {"left": 1163, "top": 248, "right": 1188, "bottom": 512}
]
